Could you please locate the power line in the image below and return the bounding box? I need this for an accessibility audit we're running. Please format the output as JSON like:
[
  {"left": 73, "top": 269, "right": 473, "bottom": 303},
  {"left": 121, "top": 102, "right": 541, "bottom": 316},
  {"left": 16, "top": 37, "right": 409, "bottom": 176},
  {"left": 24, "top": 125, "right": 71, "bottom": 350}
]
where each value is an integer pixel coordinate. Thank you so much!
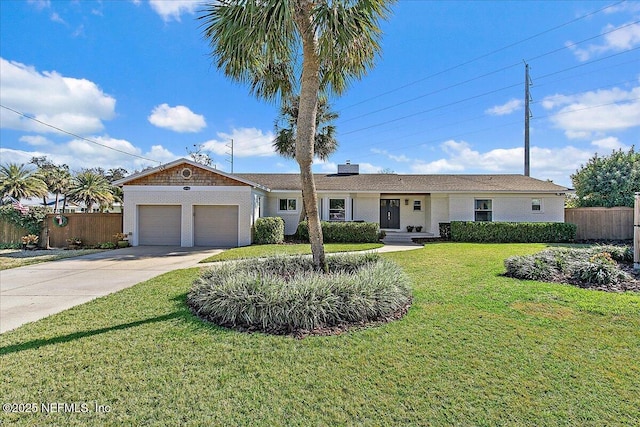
[
  {"left": 337, "top": 0, "right": 626, "bottom": 112},
  {"left": 0, "top": 104, "right": 162, "bottom": 165},
  {"left": 337, "top": 19, "right": 639, "bottom": 125},
  {"left": 339, "top": 47, "right": 638, "bottom": 137}
]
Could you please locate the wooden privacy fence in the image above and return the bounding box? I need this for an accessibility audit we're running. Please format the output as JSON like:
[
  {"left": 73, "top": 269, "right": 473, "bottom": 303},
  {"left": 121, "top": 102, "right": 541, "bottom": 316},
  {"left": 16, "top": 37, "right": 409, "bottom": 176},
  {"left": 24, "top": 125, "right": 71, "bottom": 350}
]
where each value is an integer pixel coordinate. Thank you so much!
[
  {"left": 45, "top": 213, "right": 123, "bottom": 248},
  {"left": 0, "top": 221, "right": 29, "bottom": 246},
  {"left": 565, "top": 207, "right": 633, "bottom": 240}
]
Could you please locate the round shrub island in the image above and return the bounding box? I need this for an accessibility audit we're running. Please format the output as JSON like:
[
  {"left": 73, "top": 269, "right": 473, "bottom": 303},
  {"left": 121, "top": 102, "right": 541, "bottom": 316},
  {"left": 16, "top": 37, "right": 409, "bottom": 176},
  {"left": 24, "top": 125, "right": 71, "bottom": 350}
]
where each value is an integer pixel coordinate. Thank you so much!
[
  {"left": 187, "top": 253, "right": 412, "bottom": 336},
  {"left": 504, "top": 245, "right": 639, "bottom": 292}
]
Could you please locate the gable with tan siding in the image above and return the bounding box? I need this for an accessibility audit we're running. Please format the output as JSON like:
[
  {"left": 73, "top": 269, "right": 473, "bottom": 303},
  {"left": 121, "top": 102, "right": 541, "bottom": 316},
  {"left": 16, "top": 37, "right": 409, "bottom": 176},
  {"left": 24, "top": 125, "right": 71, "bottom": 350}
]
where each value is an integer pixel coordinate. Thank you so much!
[{"left": 126, "top": 163, "right": 249, "bottom": 187}]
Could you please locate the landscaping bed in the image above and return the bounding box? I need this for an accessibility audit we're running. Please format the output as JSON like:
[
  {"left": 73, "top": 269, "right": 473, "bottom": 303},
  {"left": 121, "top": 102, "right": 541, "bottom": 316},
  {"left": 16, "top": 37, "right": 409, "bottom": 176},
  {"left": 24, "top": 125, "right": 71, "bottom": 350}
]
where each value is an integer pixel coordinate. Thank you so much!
[
  {"left": 188, "top": 253, "right": 412, "bottom": 337},
  {"left": 504, "top": 245, "right": 640, "bottom": 293}
]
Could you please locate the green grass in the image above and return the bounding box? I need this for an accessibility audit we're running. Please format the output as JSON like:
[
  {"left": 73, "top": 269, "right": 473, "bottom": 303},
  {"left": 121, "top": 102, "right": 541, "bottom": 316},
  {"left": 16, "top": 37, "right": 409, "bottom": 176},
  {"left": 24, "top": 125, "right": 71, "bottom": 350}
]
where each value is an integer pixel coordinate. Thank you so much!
[
  {"left": 1, "top": 243, "right": 639, "bottom": 426},
  {"left": 0, "top": 249, "right": 105, "bottom": 270},
  {"left": 199, "top": 242, "right": 383, "bottom": 263}
]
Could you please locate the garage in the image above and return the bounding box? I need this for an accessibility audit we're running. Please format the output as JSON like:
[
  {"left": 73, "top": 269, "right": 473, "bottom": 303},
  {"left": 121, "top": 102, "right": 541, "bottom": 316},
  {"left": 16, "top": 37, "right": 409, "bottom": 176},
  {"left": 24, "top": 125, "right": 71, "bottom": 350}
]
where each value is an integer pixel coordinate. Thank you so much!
[
  {"left": 138, "top": 205, "right": 181, "bottom": 245},
  {"left": 193, "top": 205, "right": 238, "bottom": 247}
]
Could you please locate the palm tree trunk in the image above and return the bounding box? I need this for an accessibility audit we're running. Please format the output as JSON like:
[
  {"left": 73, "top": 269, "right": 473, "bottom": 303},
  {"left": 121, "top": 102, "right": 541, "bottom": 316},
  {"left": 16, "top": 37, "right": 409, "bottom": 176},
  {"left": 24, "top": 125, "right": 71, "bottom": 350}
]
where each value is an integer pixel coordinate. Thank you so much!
[{"left": 295, "top": 1, "right": 326, "bottom": 271}]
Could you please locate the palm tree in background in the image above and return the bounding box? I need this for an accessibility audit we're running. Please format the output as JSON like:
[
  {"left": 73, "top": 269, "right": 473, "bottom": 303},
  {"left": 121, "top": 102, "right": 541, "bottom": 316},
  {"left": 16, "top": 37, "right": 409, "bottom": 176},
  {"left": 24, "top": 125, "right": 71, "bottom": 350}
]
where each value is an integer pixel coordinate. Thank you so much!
[
  {"left": 67, "top": 171, "right": 115, "bottom": 213},
  {"left": 273, "top": 95, "right": 338, "bottom": 161},
  {"left": 48, "top": 168, "right": 72, "bottom": 213},
  {"left": 200, "top": 0, "right": 393, "bottom": 269},
  {"left": 274, "top": 95, "right": 338, "bottom": 223},
  {"left": 0, "top": 163, "right": 48, "bottom": 201}
]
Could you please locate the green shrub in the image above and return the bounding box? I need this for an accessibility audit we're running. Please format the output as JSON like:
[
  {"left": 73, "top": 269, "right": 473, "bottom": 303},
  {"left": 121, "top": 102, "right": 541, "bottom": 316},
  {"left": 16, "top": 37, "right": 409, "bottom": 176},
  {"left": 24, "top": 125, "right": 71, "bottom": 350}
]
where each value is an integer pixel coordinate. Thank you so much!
[
  {"left": 451, "top": 221, "right": 576, "bottom": 243},
  {"left": 99, "top": 242, "right": 116, "bottom": 249},
  {"left": 439, "top": 222, "right": 451, "bottom": 240},
  {"left": 188, "top": 253, "right": 412, "bottom": 334},
  {"left": 504, "top": 245, "right": 633, "bottom": 287},
  {"left": 0, "top": 204, "right": 47, "bottom": 236},
  {"left": 296, "top": 221, "right": 381, "bottom": 243},
  {"left": 254, "top": 217, "right": 285, "bottom": 244}
]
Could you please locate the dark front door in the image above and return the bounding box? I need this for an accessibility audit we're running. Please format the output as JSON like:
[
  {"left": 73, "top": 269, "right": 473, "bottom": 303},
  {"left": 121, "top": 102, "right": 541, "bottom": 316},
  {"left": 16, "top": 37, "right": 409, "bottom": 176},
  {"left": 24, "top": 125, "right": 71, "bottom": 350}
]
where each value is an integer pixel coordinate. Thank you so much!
[{"left": 380, "top": 199, "right": 400, "bottom": 229}]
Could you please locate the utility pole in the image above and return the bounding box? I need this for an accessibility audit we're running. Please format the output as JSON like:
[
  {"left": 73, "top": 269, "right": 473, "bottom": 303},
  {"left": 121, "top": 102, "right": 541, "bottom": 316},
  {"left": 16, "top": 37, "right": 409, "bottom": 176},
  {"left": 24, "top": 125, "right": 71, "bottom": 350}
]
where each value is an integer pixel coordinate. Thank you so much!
[
  {"left": 524, "top": 62, "right": 532, "bottom": 177},
  {"left": 226, "top": 139, "right": 234, "bottom": 173}
]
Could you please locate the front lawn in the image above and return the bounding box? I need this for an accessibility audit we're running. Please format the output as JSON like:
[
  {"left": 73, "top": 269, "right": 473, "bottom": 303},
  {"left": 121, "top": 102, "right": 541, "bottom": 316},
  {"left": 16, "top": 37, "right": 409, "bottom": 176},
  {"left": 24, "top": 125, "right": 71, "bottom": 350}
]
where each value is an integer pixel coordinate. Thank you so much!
[
  {"left": 0, "top": 249, "right": 105, "bottom": 270},
  {"left": 199, "top": 242, "right": 383, "bottom": 263},
  {"left": 1, "top": 243, "right": 639, "bottom": 426}
]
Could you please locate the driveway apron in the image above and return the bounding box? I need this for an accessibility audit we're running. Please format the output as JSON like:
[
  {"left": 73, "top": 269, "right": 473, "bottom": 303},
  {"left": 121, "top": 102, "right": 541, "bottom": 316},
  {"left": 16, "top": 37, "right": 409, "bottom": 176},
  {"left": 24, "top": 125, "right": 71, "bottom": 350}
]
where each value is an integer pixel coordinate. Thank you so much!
[{"left": 0, "top": 246, "right": 223, "bottom": 333}]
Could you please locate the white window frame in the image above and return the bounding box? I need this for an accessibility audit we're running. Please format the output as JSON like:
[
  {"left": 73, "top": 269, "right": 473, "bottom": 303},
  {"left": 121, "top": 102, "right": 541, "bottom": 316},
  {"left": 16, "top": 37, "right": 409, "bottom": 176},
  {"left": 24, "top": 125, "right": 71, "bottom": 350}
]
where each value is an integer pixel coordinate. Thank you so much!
[
  {"left": 474, "top": 199, "right": 493, "bottom": 222},
  {"left": 278, "top": 198, "right": 297, "bottom": 212},
  {"left": 329, "top": 198, "right": 346, "bottom": 221},
  {"left": 413, "top": 200, "right": 422, "bottom": 211},
  {"left": 531, "top": 198, "right": 543, "bottom": 213}
]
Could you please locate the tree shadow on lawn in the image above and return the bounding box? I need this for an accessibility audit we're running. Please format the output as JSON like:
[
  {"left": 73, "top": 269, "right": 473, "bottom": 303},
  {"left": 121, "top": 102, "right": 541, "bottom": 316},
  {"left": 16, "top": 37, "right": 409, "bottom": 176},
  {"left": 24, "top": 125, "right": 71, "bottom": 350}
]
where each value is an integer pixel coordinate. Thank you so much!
[{"left": 0, "top": 293, "right": 216, "bottom": 356}]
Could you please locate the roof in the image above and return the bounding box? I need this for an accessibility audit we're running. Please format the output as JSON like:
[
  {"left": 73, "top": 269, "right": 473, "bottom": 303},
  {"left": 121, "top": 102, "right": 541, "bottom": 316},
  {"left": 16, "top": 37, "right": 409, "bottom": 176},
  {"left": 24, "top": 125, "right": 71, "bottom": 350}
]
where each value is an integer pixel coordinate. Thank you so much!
[
  {"left": 237, "top": 173, "right": 570, "bottom": 193},
  {"left": 113, "top": 158, "right": 267, "bottom": 190},
  {"left": 114, "top": 158, "right": 569, "bottom": 194}
]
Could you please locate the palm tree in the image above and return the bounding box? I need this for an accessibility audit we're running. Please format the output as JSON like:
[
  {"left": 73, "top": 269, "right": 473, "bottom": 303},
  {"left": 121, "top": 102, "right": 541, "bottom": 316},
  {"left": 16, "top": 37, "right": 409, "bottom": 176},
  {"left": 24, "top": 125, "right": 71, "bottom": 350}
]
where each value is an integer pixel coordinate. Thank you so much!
[
  {"left": 67, "top": 171, "right": 115, "bottom": 213},
  {"left": 0, "top": 163, "right": 48, "bottom": 201},
  {"left": 200, "top": 0, "right": 393, "bottom": 269},
  {"left": 273, "top": 95, "right": 338, "bottom": 161},
  {"left": 48, "top": 167, "right": 72, "bottom": 213}
]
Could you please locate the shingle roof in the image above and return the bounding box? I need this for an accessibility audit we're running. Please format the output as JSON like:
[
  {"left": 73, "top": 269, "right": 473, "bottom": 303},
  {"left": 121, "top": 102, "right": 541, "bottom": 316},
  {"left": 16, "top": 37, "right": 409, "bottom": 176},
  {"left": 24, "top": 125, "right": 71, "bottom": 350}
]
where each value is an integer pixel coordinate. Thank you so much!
[{"left": 236, "top": 173, "right": 570, "bottom": 193}]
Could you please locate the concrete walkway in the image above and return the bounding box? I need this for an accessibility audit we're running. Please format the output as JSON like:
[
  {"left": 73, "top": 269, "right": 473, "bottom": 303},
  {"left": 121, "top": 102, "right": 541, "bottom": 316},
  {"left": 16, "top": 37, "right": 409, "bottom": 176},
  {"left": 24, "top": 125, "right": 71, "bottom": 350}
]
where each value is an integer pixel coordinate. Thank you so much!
[
  {"left": 0, "top": 246, "right": 223, "bottom": 333},
  {"left": 0, "top": 243, "right": 423, "bottom": 334}
]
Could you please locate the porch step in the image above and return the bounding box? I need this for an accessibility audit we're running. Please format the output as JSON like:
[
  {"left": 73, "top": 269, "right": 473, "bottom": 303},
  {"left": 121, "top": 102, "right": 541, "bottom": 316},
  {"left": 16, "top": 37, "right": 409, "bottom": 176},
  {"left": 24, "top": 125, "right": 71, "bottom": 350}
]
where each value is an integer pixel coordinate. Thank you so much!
[{"left": 382, "top": 231, "right": 433, "bottom": 244}]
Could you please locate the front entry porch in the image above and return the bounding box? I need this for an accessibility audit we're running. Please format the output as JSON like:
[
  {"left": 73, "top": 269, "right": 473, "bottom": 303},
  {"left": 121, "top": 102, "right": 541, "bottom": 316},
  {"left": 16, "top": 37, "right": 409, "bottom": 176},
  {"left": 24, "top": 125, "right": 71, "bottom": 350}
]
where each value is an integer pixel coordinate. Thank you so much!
[{"left": 381, "top": 230, "right": 434, "bottom": 244}]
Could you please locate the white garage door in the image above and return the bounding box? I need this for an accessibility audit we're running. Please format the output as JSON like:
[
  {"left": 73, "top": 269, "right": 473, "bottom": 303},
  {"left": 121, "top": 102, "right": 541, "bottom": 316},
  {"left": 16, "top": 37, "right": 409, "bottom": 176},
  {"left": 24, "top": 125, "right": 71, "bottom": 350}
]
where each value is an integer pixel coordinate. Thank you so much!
[
  {"left": 138, "top": 205, "right": 181, "bottom": 245},
  {"left": 194, "top": 205, "right": 238, "bottom": 247}
]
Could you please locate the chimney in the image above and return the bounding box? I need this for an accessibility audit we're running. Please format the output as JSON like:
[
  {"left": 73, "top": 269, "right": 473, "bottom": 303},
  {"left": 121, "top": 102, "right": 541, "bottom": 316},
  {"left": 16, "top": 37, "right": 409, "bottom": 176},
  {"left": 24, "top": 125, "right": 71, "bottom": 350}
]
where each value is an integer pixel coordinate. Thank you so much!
[{"left": 337, "top": 161, "right": 359, "bottom": 175}]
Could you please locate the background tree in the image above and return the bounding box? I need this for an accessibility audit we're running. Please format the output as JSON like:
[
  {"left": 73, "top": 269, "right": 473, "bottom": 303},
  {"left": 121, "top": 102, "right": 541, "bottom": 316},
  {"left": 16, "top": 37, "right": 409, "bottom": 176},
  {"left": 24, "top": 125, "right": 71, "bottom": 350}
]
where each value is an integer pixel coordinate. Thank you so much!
[
  {"left": 186, "top": 144, "right": 214, "bottom": 166},
  {"left": 0, "top": 163, "right": 48, "bottom": 201},
  {"left": 30, "top": 156, "right": 72, "bottom": 213},
  {"left": 200, "top": 0, "right": 394, "bottom": 269},
  {"left": 571, "top": 147, "right": 640, "bottom": 208},
  {"left": 67, "top": 170, "right": 115, "bottom": 213},
  {"left": 273, "top": 95, "right": 338, "bottom": 161}
]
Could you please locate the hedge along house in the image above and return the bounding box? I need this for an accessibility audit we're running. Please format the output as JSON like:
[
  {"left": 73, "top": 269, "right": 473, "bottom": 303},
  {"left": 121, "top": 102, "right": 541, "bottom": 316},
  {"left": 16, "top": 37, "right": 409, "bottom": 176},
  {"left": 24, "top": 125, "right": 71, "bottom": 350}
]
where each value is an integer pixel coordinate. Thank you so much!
[{"left": 115, "top": 158, "right": 570, "bottom": 247}]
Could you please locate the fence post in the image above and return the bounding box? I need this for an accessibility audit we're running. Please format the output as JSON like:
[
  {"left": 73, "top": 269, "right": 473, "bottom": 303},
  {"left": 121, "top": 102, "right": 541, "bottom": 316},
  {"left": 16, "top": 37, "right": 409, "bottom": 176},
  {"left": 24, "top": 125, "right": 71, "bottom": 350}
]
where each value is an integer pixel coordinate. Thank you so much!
[{"left": 635, "top": 193, "right": 639, "bottom": 271}]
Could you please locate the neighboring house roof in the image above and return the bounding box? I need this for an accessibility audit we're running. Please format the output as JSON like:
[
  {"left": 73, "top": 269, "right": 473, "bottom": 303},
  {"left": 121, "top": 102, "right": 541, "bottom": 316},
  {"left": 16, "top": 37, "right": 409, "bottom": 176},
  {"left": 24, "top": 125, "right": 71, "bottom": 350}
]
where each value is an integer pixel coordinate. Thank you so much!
[{"left": 236, "top": 173, "right": 570, "bottom": 193}]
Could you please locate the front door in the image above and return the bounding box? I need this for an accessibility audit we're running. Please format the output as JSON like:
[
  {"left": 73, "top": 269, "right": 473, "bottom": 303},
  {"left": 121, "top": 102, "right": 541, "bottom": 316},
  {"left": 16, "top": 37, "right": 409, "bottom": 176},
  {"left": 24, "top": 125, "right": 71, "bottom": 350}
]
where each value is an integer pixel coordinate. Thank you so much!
[{"left": 380, "top": 199, "right": 400, "bottom": 229}]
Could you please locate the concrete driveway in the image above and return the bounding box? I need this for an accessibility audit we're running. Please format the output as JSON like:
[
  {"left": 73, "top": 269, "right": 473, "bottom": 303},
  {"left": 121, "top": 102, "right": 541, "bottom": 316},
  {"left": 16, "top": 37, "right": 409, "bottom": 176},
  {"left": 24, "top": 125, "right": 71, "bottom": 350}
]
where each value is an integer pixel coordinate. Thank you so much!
[{"left": 0, "top": 246, "right": 223, "bottom": 333}]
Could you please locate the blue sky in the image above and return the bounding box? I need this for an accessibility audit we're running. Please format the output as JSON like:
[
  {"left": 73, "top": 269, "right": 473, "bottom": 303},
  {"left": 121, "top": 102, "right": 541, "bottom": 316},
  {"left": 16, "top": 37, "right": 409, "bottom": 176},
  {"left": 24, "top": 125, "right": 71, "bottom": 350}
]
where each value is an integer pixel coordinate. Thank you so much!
[{"left": 1, "top": 0, "right": 638, "bottom": 187}]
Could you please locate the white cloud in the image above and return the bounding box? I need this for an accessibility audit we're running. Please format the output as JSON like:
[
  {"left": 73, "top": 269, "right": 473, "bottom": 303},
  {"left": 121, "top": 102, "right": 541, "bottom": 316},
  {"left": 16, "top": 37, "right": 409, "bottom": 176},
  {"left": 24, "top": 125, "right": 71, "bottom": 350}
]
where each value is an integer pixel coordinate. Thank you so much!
[
  {"left": 148, "top": 0, "right": 200, "bottom": 22},
  {"left": 485, "top": 99, "right": 523, "bottom": 116},
  {"left": 50, "top": 12, "right": 66, "bottom": 24},
  {"left": 0, "top": 58, "right": 116, "bottom": 135},
  {"left": 19, "top": 135, "right": 53, "bottom": 146},
  {"left": 202, "top": 127, "right": 275, "bottom": 158},
  {"left": 542, "top": 85, "right": 640, "bottom": 139},
  {"left": 148, "top": 104, "right": 206, "bottom": 133},
  {"left": 568, "top": 22, "right": 640, "bottom": 61},
  {"left": 370, "top": 148, "right": 411, "bottom": 163},
  {"left": 27, "top": 0, "right": 50, "bottom": 10},
  {"left": 0, "top": 136, "right": 179, "bottom": 174},
  {"left": 408, "top": 139, "right": 593, "bottom": 185},
  {"left": 591, "top": 136, "right": 628, "bottom": 151}
]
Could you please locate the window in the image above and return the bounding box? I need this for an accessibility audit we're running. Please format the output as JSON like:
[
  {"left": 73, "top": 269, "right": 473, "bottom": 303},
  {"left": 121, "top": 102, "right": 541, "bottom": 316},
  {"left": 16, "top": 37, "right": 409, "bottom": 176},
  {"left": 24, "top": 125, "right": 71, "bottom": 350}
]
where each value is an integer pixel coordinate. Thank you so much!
[
  {"left": 413, "top": 200, "right": 422, "bottom": 211},
  {"left": 329, "top": 198, "right": 346, "bottom": 221},
  {"left": 532, "top": 198, "right": 542, "bottom": 212},
  {"left": 474, "top": 199, "right": 492, "bottom": 221},
  {"left": 278, "top": 198, "right": 297, "bottom": 211}
]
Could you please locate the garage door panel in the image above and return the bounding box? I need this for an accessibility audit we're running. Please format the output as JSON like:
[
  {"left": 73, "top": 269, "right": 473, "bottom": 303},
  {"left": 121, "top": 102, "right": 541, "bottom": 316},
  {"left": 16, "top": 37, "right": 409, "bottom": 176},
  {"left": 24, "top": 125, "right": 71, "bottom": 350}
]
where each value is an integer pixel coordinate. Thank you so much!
[
  {"left": 139, "top": 205, "right": 181, "bottom": 245},
  {"left": 194, "top": 205, "right": 238, "bottom": 247}
]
